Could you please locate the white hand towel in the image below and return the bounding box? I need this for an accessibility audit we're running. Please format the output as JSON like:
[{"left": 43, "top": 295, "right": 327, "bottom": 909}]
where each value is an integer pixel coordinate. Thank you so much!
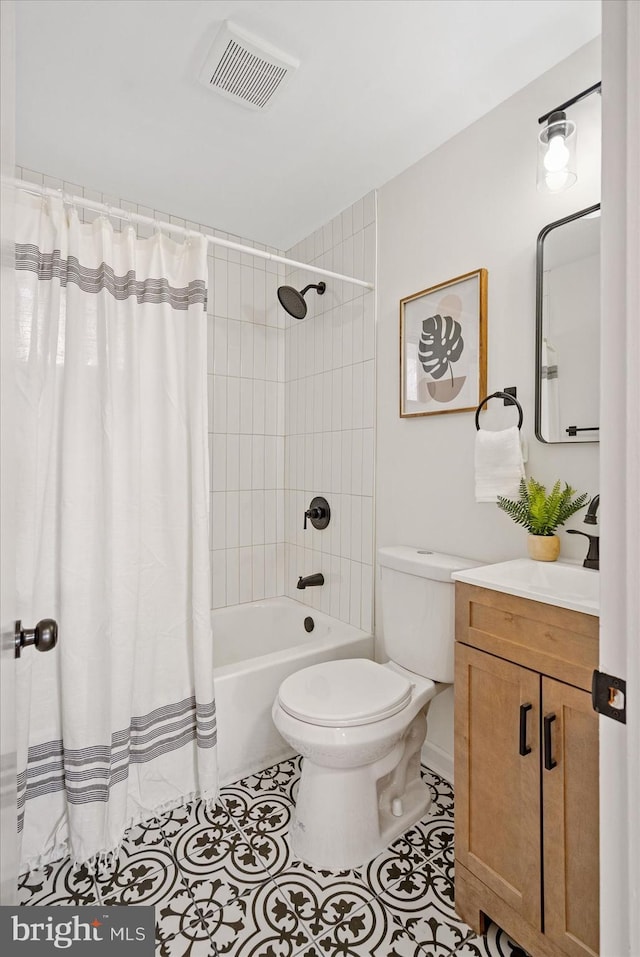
[{"left": 475, "top": 425, "right": 526, "bottom": 502}]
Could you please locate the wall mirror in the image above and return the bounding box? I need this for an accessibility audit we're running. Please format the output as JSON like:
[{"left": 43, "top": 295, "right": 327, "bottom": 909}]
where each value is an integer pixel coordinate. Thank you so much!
[{"left": 535, "top": 203, "right": 600, "bottom": 444}]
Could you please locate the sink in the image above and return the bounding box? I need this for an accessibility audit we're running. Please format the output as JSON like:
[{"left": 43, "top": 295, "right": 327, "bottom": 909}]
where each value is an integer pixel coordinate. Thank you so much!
[{"left": 452, "top": 558, "right": 599, "bottom": 616}]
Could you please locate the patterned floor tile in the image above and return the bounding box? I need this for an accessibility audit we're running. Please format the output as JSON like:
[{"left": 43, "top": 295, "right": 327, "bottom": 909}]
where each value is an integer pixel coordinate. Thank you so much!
[
  {"left": 355, "top": 833, "right": 433, "bottom": 899},
  {"left": 156, "top": 932, "right": 216, "bottom": 957},
  {"left": 220, "top": 787, "right": 294, "bottom": 879},
  {"left": 420, "top": 766, "right": 455, "bottom": 818},
  {"left": 454, "top": 922, "right": 531, "bottom": 956},
  {"left": 16, "top": 756, "right": 466, "bottom": 957},
  {"left": 200, "top": 879, "right": 314, "bottom": 956},
  {"left": 402, "top": 813, "right": 455, "bottom": 865},
  {"left": 125, "top": 815, "right": 173, "bottom": 850},
  {"left": 162, "top": 797, "right": 271, "bottom": 911},
  {"left": 236, "top": 756, "right": 302, "bottom": 803},
  {"left": 154, "top": 880, "right": 216, "bottom": 956},
  {"left": 428, "top": 844, "right": 455, "bottom": 883},
  {"left": 270, "top": 862, "right": 379, "bottom": 939},
  {"left": 378, "top": 863, "right": 474, "bottom": 956},
  {"left": 308, "top": 896, "right": 429, "bottom": 957},
  {"left": 96, "top": 853, "right": 186, "bottom": 907},
  {"left": 17, "top": 858, "right": 98, "bottom": 906},
  {"left": 93, "top": 829, "right": 177, "bottom": 898}
]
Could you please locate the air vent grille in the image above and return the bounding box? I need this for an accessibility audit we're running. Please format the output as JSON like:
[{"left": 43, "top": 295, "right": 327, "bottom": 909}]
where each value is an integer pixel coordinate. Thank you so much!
[
  {"left": 209, "top": 40, "right": 288, "bottom": 109},
  {"left": 199, "top": 21, "right": 299, "bottom": 111}
]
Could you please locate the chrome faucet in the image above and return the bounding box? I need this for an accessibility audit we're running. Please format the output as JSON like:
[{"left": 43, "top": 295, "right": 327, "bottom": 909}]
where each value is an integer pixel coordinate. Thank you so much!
[
  {"left": 567, "top": 494, "right": 600, "bottom": 570},
  {"left": 297, "top": 573, "right": 324, "bottom": 589}
]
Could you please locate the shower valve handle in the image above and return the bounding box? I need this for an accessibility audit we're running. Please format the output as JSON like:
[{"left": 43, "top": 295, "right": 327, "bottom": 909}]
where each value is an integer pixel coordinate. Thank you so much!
[
  {"left": 303, "top": 496, "right": 331, "bottom": 531},
  {"left": 15, "top": 618, "right": 58, "bottom": 659},
  {"left": 304, "top": 507, "right": 322, "bottom": 529}
]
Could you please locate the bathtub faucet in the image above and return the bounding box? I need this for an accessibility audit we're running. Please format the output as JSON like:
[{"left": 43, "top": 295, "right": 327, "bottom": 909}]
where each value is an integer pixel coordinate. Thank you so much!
[{"left": 297, "top": 573, "right": 324, "bottom": 589}]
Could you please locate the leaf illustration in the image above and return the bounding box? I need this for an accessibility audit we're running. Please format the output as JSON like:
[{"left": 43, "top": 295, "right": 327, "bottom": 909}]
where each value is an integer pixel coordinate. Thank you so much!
[{"left": 418, "top": 313, "right": 464, "bottom": 385}]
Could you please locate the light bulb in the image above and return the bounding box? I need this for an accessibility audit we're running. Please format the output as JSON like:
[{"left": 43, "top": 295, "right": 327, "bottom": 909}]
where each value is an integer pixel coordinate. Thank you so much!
[
  {"left": 543, "top": 133, "right": 570, "bottom": 173},
  {"left": 545, "top": 169, "right": 570, "bottom": 192}
]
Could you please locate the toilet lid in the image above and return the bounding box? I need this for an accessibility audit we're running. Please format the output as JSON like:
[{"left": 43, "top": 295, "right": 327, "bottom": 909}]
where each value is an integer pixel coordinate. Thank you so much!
[{"left": 277, "top": 659, "right": 413, "bottom": 727}]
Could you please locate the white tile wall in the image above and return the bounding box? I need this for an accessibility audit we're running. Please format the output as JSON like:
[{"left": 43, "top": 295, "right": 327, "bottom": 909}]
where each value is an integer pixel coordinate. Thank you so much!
[
  {"left": 284, "top": 192, "right": 376, "bottom": 633},
  {"left": 17, "top": 167, "right": 287, "bottom": 610},
  {"left": 207, "top": 227, "right": 287, "bottom": 608}
]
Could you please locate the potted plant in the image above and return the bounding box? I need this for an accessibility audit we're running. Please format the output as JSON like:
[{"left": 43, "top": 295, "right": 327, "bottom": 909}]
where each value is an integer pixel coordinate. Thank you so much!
[{"left": 497, "top": 478, "right": 589, "bottom": 562}]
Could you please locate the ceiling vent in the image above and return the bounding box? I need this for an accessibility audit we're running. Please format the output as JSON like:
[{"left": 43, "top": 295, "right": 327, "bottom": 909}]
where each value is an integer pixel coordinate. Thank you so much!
[{"left": 199, "top": 21, "right": 299, "bottom": 111}]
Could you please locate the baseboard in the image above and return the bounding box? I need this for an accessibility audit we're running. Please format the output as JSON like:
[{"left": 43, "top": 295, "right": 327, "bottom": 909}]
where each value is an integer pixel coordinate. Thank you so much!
[{"left": 421, "top": 740, "right": 454, "bottom": 785}]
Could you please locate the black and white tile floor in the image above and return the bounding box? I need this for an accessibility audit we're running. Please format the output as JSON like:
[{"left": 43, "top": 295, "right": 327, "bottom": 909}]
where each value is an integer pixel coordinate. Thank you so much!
[{"left": 17, "top": 758, "right": 528, "bottom": 957}]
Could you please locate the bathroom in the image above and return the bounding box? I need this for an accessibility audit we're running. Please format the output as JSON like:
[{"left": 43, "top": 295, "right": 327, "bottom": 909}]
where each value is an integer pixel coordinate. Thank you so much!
[{"left": 1, "top": 1, "right": 637, "bottom": 956}]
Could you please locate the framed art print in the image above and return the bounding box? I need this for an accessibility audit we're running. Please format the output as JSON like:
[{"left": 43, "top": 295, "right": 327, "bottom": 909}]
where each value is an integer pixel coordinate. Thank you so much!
[{"left": 399, "top": 268, "right": 487, "bottom": 417}]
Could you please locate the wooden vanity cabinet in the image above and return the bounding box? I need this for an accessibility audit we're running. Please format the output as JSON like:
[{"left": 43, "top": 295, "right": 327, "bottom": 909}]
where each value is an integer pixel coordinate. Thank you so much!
[{"left": 454, "top": 583, "right": 599, "bottom": 957}]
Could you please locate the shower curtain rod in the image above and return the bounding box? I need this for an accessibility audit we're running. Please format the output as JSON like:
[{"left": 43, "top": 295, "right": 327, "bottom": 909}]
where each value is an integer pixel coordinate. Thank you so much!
[{"left": 8, "top": 178, "right": 375, "bottom": 291}]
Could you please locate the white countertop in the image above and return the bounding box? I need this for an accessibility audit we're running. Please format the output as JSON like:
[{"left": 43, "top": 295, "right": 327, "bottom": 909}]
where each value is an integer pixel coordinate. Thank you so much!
[{"left": 452, "top": 558, "right": 599, "bottom": 616}]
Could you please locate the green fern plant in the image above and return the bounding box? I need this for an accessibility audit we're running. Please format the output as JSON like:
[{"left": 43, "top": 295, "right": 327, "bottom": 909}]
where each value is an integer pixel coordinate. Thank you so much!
[{"left": 497, "top": 478, "right": 589, "bottom": 537}]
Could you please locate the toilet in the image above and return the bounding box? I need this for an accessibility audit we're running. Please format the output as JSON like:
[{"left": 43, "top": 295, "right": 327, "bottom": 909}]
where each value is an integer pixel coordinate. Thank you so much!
[{"left": 271, "top": 546, "right": 480, "bottom": 870}]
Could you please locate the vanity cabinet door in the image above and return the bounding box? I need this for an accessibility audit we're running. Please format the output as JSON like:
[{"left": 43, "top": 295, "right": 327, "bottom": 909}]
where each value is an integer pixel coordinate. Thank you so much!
[
  {"left": 455, "top": 644, "right": 542, "bottom": 929},
  {"left": 542, "top": 678, "right": 600, "bottom": 957}
]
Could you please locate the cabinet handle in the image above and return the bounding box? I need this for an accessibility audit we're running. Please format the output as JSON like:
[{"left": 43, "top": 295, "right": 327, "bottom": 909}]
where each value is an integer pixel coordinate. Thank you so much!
[
  {"left": 519, "top": 703, "right": 532, "bottom": 756},
  {"left": 544, "top": 713, "right": 557, "bottom": 770}
]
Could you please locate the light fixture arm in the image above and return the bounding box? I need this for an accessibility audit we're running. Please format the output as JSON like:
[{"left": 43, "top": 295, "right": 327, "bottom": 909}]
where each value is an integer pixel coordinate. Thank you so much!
[{"left": 538, "top": 81, "right": 601, "bottom": 126}]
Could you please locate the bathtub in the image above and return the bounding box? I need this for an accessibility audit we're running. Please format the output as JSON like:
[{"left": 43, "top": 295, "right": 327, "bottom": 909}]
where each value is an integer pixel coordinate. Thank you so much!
[{"left": 212, "top": 597, "right": 374, "bottom": 786}]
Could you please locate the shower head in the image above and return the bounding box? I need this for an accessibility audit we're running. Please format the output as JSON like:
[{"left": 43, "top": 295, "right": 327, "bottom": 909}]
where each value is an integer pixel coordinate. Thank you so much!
[{"left": 277, "top": 281, "right": 326, "bottom": 319}]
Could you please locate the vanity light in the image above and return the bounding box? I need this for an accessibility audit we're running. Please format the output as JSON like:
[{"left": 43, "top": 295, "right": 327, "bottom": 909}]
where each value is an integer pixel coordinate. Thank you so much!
[
  {"left": 536, "top": 81, "right": 601, "bottom": 195},
  {"left": 537, "top": 111, "right": 577, "bottom": 193}
]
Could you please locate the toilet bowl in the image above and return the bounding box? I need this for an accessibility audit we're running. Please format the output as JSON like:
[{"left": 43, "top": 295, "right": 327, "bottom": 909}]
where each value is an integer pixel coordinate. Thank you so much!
[
  {"left": 273, "top": 547, "right": 480, "bottom": 870},
  {"left": 272, "top": 658, "right": 441, "bottom": 869}
]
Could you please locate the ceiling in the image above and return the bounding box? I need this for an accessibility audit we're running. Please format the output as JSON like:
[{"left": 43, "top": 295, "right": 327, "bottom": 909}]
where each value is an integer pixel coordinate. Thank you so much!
[{"left": 15, "top": 0, "right": 600, "bottom": 251}]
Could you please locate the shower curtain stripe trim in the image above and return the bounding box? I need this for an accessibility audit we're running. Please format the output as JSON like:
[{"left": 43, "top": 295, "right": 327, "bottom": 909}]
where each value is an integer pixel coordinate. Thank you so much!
[
  {"left": 15, "top": 245, "right": 207, "bottom": 310},
  {"left": 17, "top": 696, "right": 216, "bottom": 829},
  {"left": 18, "top": 733, "right": 217, "bottom": 827}
]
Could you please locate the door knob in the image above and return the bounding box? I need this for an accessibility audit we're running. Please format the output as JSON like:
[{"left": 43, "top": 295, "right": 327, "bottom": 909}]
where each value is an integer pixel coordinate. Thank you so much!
[{"left": 15, "top": 619, "right": 58, "bottom": 659}]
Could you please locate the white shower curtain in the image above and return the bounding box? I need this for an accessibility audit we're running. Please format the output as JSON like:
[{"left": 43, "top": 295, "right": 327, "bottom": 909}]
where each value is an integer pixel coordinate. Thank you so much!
[{"left": 14, "top": 192, "right": 217, "bottom": 872}]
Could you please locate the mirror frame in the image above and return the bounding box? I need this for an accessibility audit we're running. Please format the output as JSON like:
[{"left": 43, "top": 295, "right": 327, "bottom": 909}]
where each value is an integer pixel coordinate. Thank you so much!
[{"left": 535, "top": 202, "right": 601, "bottom": 444}]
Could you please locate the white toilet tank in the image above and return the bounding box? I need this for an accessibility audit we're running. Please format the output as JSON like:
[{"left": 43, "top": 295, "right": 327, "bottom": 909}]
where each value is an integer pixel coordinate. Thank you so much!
[{"left": 378, "top": 546, "right": 480, "bottom": 683}]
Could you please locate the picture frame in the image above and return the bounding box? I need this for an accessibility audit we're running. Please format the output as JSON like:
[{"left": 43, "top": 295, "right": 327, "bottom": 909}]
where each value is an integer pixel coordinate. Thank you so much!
[{"left": 399, "top": 268, "right": 487, "bottom": 418}]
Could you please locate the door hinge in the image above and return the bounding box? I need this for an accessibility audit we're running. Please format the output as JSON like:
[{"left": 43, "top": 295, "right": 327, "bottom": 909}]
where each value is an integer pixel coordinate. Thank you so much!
[{"left": 592, "top": 670, "right": 626, "bottom": 724}]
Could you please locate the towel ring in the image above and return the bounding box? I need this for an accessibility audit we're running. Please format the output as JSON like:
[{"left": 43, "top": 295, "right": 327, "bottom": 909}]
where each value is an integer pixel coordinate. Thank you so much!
[{"left": 475, "top": 391, "right": 523, "bottom": 430}]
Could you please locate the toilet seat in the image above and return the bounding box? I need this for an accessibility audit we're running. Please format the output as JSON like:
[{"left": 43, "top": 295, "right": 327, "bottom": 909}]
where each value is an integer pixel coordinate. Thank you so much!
[{"left": 277, "top": 658, "right": 413, "bottom": 727}]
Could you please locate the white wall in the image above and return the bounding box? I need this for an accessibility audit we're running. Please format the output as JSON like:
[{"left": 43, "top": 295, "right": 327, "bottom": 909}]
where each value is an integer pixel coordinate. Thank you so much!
[
  {"left": 283, "top": 196, "right": 376, "bottom": 629},
  {"left": 16, "top": 166, "right": 288, "bottom": 611},
  {"left": 376, "top": 39, "right": 601, "bottom": 776}
]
